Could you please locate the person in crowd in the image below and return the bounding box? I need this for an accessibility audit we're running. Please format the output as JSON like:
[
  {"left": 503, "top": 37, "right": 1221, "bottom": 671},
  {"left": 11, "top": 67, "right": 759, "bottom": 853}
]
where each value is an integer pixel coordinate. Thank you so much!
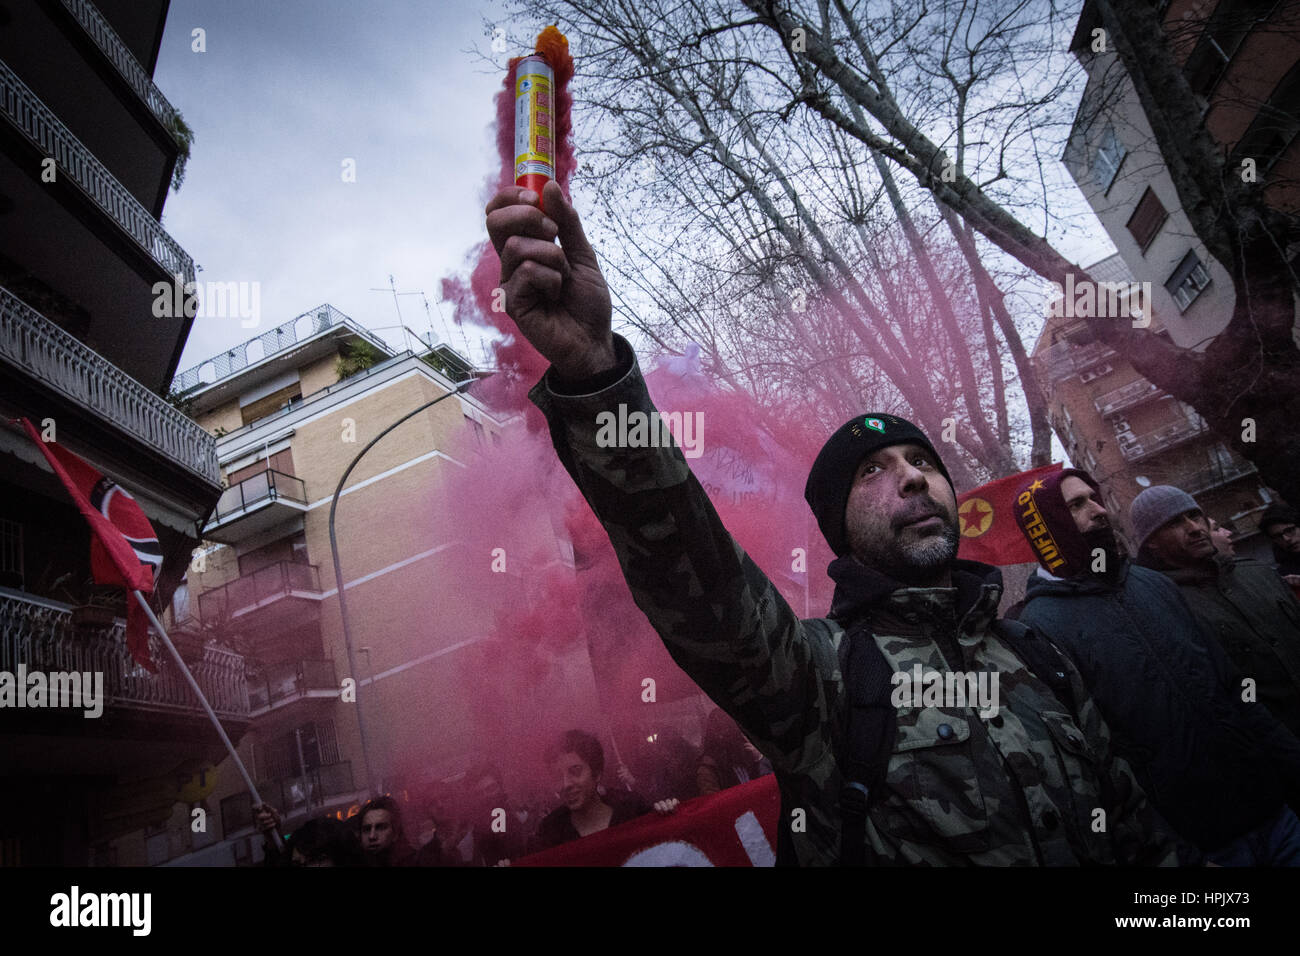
[
  {"left": 1208, "top": 516, "right": 1235, "bottom": 556},
  {"left": 1261, "top": 502, "right": 1300, "bottom": 583},
  {"left": 486, "top": 180, "right": 1192, "bottom": 866},
  {"left": 457, "top": 764, "right": 530, "bottom": 866},
  {"left": 531, "top": 729, "right": 677, "bottom": 853},
  {"left": 696, "top": 707, "right": 772, "bottom": 795},
  {"left": 1015, "top": 470, "right": 1300, "bottom": 865},
  {"left": 1131, "top": 485, "right": 1300, "bottom": 740},
  {"left": 357, "top": 795, "right": 417, "bottom": 867},
  {"left": 626, "top": 727, "right": 699, "bottom": 803},
  {"left": 254, "top": 805, "right": 364, "bottom": 867}
]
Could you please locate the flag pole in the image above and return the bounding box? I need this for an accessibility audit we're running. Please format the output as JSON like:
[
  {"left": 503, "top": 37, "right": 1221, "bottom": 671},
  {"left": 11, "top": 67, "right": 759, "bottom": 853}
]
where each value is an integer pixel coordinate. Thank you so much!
[{"left": 130, "top": 589, "right": 285, "bottom": 851}]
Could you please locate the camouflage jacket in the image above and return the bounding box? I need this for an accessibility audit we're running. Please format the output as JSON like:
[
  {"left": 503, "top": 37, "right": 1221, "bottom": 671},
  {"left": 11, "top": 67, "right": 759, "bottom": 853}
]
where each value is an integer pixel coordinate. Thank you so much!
[{"left": 529, "top": 336, "right": 1188, "bottom": 866}]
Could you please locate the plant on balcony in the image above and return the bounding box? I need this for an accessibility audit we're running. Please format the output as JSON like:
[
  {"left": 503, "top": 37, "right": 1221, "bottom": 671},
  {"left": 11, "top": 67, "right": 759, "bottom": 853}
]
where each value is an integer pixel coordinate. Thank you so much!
[
  {"left": 168, "top": 110, "right": 195, "bottom": 192},
  {"left": 335, "top": 340, "right": 384, "bottom": 380},
  {"left": 164, "top": 388, "right": 196, "bottom": 417}
]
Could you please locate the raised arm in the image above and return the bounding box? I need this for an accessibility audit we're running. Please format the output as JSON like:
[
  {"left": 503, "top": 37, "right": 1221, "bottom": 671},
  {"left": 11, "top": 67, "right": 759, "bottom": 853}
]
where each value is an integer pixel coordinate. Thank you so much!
[{"left": 485, "top": 182, "right": 836, "bottom": 772}]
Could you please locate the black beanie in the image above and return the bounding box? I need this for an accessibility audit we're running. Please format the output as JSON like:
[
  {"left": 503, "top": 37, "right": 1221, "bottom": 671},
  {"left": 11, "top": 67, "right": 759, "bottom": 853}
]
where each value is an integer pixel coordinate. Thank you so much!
[{"left": 804, "top": 414, "right": 953, "bottom": 557}]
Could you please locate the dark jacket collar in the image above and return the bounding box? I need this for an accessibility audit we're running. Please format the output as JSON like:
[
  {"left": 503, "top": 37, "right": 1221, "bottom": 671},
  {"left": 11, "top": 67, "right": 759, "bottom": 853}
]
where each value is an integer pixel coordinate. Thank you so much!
[
  {"left": 1024, "top": 554, "right": 1133, "bottom": 597},
  {"left": 827, "top": 556, "right": 1003, "bottom": 626}
]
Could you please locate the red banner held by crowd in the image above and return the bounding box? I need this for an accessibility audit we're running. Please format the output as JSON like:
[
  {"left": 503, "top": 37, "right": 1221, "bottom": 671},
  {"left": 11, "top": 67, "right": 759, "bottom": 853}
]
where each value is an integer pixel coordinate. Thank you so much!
[
  {"left": 956, "top": 463, "right": 1064, "bottom": 567},
  {"left": 515, "top": 775, "right": 781, "bottom": 867}
]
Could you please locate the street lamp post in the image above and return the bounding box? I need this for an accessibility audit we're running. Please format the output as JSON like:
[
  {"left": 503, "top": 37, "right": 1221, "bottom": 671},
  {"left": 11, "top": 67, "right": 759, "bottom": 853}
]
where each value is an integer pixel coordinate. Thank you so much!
[{"left": 328, "top": 378, "right": 475, "bottom": 799}]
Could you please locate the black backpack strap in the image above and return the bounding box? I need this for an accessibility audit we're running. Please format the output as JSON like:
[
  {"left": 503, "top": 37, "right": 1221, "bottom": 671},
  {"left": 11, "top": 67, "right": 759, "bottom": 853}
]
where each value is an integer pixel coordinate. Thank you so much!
[
  {"left": 836, "top": 616, "right": 898, "bottom": 866},
  {"left": 993, "top": 618, "right": 1120, "bottom": 812},
  {"left": 992, "top": 617, "right": 1076, "bottom": 715}
]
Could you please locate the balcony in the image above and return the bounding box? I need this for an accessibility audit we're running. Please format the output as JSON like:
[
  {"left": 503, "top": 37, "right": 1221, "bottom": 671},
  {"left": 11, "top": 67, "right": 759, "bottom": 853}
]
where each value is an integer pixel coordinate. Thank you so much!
[
  {"left": 1177, "top": 459, "right": 1260, "bottom": 498},
  {"left": 205, "top": 469, "right": 308, "bottom": 544},
  {"left": 0, "top": 286, "right": 219, "bottom": 485},
  {"left": 170, "top": 304, "right": 390, "bottom": 396},
  {"left": 1094, "top": 378, "right": 1162, "bottom": 417},
  {"left": 56, "top": 0, "right": 181, "bottom": 140},
  {"left": 198, "top": 561, "right": 324, "bottom": 633},
  {"left": 220, "top": 762, "right": 359, "bottom": 840},
  {"left": 1120, "top": 417, "right": 1210, "bottom": 462},
  {"left": 0, "top": 58, "right": 194, "bottom": 284},
  {"left": 0, "top": 588, "right": 249, "bottom": 776},
  {"left": 248, "top": 659, "right": 338, "bottom": 716},
  {"left": 1038, "top": 339, "right": 1117, "bottom": 383}
]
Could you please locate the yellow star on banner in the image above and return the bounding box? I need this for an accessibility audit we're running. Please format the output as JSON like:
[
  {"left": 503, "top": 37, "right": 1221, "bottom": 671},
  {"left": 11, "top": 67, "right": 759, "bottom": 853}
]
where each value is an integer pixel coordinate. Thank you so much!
[
  {"left": 1028, "top": 479, "right": 1045, "bottom": 492},
  {"left": 958, "top": 497, "right": 994, "bottom": 537}
]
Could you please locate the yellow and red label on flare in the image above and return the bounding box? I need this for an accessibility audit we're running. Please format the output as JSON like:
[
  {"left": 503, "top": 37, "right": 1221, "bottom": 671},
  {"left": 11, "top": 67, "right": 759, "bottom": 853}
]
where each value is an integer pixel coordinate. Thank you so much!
[{"left": 514, "top": 54, "right": 555, "bottom": 193}]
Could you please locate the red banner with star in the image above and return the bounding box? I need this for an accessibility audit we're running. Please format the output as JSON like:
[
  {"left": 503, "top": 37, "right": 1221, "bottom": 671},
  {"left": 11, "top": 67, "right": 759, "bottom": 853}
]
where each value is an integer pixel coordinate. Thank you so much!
[{"left": 957, "top": 463, "right": 1064, "bottom": 566}]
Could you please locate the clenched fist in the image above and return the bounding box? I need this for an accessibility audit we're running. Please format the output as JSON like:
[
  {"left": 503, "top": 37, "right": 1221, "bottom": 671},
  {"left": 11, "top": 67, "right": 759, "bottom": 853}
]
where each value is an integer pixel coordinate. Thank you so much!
[{"left": 484, "top": 180, "right": 616, "bottom": 381}]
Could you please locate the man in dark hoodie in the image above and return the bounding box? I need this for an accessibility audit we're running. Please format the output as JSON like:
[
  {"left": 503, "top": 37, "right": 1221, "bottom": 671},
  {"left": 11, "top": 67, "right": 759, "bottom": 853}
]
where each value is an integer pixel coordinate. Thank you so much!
[
  {"left": 487, "top": 179, "right": 1192, "bottom": 866},
  {"left": 1131, "top": 485, "right": 1300, "bottom": 740},
  {"left": 1260, "top": 502, "right": 1300, "bottom": 584},
  {"left": 1014, "top": 469, "right": 1300, "bottom": 865}
]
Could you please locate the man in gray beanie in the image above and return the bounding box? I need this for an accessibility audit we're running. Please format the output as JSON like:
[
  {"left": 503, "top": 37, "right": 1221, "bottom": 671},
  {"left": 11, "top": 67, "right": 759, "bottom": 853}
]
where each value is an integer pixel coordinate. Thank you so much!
[{"left": 1133, "top": 485, "right": 1300, "bottom": 740}]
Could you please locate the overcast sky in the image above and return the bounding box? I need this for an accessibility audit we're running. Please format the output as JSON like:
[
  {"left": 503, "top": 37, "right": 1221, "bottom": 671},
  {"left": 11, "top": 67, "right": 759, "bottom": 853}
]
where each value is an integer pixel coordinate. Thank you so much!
[{"left": 155, "top": 0, "right": 509, "bottom": 376}]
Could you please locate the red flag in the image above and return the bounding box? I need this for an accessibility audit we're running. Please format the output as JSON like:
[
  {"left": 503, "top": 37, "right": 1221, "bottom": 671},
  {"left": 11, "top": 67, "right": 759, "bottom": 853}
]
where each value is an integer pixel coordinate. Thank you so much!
[
  {"left": 956, "top": 463, "right": 1065, "bottom": 567},
  {"left": 16, "top": 418, "right": 160, "bottom": 671},
  {"left": 515, "top": 775, "right": 781, "bottom": 867}
]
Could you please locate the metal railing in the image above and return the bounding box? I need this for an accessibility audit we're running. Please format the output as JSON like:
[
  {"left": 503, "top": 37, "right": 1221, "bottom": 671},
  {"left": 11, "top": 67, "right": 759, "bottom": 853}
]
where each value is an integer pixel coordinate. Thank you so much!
[
  {"left": 1177, "top": 459, "right": 1259, "bottom": 498},
  {"left": 170, "top": 304, "right": 391, "bottom": 395},
  {"left": 1094, "top": 378, "right": 1162, "bottom": 417},
  {"left": 1038, "top": 339, "right": 1117, "bottom": 382},
  {"left": 197, "top": 561, "right": 322, "bottom": 626},
  {"left": 248, "top": 659, "right": 337, "bottom": 713},
  {"left": 57, "top": 0, "right": 182, "bottom": 137},
  {"left": 0, "top": 589, "right": 248, "bottom": 717},
  {"left": 1120, "top": 417, "right": 1209, "bottom": 462},
  {"left": 257, "top": 762, "right": 356, "bottom": 815},
  {"left": 0, "top": 59, "right": 195, "bottom": 283},
  {"left": 0, "top": 287, "right": 219, "bottom": 484},
  {"left": 210, "top": 469, "right": 307, "bottom": 525}
]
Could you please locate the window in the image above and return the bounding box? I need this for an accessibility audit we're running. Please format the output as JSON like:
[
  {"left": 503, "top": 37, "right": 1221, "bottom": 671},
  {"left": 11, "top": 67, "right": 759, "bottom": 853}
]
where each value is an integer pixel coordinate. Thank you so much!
[
  {"left": 465, "top": 415, "right": 485, "bottom": 444},
  {"left": 237, "top": 530, "right": 308, "bottom": 576},
  {"left": 1126, "top": 187, "right": 1168, "bottom": 252},
  {"left": 1165, "top": 251, "right": 1212, "bottom": 312},
  {"left": 1183, "top": 6, "right": 1256, "bottom": 99},
  {"left": 1230, "top": 62, "right": 1300, "bottom": 177},
  {"left": 240, "top": 384, "right": 302, "bottom": 426},
  {"left": 1093, "top": 125, "right": 1126, "bottom": 191},
  {"left": 227, "top": 448, "right": 295, "bottom": 486}
]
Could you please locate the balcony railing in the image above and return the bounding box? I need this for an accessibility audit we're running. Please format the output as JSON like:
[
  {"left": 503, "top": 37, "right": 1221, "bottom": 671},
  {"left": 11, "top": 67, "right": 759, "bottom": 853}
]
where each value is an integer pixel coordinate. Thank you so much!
[
  {"left": 1177, "top": 459, "right": 1259, "bottom": 498},
  {"left": 258, "top": 762, "right": 357, "bottom": 816},
  {"left": 0, "top": 59, "right": 195, "bottom": 283},
  {"left": 1038, "top": 339, "right": 1117, "bottom": 383},
  {"left": 248, "top": 659, "right": 337, "bottom": 713},
  {"left": 57, "top": 0, "right": 182, "bottom": 137},
  {"left": 1094, "top": 378, "right": 1162, "bottom": 417},
  {"left": 211, "top": 469, "right": 307, "bottom": 524},
  {"left": 198, "top": 561, "right": 322, "bottom": 626},
  {"left": 0, "top": 589, "right": 248, "bottom": 718},
  {"left": 0, "top": 287, "right": 219, "bottom": 484},
  {"left": 170, "top": 304, "right": 390, "bottom": 395},
  {"left": 1120, "top": 417, "right": 1209, "bottom": 462}
]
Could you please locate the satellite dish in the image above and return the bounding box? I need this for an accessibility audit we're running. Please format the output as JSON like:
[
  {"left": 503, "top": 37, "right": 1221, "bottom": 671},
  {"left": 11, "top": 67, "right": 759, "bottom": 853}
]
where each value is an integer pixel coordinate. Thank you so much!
[{"left": 1135, "top": 475, "right": 1151, "bottom": 488}]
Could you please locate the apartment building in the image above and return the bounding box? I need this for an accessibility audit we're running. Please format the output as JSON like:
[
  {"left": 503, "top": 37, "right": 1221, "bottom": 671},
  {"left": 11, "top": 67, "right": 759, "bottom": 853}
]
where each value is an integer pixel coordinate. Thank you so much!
[
  {"left": 1062, "top": 0, "right": 1299, "bottom": 350},
  {"left": 0, "top": 0, "right": 246, "bottom": 865},
  {"left": 1035, "top": 255, "right": 1273, "bottom": 559},
  {"left": 109, "top": 304, "right": 616, "bottom": 865}
]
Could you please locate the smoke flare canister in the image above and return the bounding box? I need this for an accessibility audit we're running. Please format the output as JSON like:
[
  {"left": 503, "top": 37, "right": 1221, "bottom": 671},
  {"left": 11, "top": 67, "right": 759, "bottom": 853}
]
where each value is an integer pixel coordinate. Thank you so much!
[{"left": 514, "top": 54, "right": 555, "bottom": 201}]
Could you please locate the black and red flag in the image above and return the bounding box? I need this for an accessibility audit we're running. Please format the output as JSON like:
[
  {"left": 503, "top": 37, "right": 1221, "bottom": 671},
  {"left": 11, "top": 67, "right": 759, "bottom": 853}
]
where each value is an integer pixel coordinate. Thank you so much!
[
  {"left": 956, "top": 462, "right": 1065, "bottom": 567},
  {"left": 15, "top": 417, "right": 161, "bottom": 670}
]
